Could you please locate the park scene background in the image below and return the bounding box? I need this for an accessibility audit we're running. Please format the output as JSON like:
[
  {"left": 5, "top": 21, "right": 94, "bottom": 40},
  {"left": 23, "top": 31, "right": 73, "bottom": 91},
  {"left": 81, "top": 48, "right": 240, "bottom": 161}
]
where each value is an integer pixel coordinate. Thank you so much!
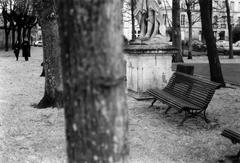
[
  {"left": 1, "top": 48, "right": 240, "bottom": 163},
  {"left": 1, "top": 0, "right": 240, "bottom": 163}
]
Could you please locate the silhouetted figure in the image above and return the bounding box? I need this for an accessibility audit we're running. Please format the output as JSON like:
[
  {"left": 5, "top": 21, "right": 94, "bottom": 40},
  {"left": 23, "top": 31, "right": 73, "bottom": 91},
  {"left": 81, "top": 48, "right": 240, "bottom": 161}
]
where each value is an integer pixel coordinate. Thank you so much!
[
  {"left": 22, "top": 39, "right": 30, "bottom": 61},
  {"left": 14, "top": 41, "right": 21, "bottom": 61},
  {"left": 40, "top": 62, "right": 45, "bottom": 77}
]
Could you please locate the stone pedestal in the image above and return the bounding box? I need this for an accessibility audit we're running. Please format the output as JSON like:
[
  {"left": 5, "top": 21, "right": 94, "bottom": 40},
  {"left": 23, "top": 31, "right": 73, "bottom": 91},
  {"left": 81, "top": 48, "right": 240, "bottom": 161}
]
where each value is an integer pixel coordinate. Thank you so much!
[{"left": 124, "top": 44, "right": 177, "bottom": 100}]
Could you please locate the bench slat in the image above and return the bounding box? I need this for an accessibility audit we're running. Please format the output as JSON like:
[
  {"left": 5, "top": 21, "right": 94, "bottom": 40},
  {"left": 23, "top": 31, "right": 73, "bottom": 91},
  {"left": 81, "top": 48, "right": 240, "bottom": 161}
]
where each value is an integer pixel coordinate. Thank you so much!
[{"left": 146, "top": 72, "right": 221, "bottom": 124}]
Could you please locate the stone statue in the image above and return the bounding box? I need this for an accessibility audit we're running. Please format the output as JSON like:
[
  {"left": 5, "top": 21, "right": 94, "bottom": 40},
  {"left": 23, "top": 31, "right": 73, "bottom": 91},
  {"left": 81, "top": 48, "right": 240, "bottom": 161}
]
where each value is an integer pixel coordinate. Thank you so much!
[{"left": 134, "top": 0, "right": 167, "bottom": 42}]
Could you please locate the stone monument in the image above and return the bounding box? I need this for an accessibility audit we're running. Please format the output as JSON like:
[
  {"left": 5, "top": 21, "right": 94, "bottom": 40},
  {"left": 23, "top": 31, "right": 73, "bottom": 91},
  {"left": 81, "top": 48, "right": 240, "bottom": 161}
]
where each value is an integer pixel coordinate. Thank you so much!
[
  {"left": 133, "top": 0, "right": 167, "bottom": 43},
  {"left": 124, "top": 0, "right": 177, "bottom": 100}
]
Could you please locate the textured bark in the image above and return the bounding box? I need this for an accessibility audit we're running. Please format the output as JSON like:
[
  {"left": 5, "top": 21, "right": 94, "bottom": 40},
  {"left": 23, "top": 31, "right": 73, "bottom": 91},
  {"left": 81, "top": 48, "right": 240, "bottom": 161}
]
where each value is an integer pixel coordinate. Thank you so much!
[
  {"left": 131, "top": 0, "right": 136, "bottom": 40},
  {"left": 11, "top": 25, "right": 16, "bottom": 49},
  {"left": 57, "top": 0, "right": 128, "bottom": 162},
  {"left": 17, "top": 27, "right": 22, "bottom": 45},
  {"left": 199, "top": 0, "right": 225, "bottom": 85},
  {"left": 4, "top": 28, "right": 10, "bottom": 52},
  {"left": 225, "top": 0, "right": 234, "bottom": 59},
  {"left": 186, "top": 2, "right": 193, "bottom": 59},
  {"left": 2, "top": 11, "right": 10, "bottom": 52},
  {"left": 172, "top": 0, "right": 183, "bottom": 62},
  {"left": 33, "top": 0, "right": 63, "bottom": 108}
]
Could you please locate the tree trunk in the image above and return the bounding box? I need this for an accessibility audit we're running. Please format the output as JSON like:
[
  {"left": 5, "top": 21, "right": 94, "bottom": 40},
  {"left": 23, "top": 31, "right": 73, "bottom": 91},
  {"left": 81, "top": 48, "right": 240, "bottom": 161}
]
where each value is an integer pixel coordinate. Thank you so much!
[
  {"left": 12, "top": 25, "right": 16, "bottom": 49},
  {"left": 27, "top": 28, "right": 32, "bottom": 52},
  {"left": 172, "top": 0, "right": 183, "bottom": 62},
  {"left": 3, "top": 18, "right": 10, "bottom": 52},
  {"left": 209, "top": 0, "right": 212, "bottom": 19},
  {"left": 186, "top": 3, "right": 193, "bottom": 59},
  {"left": 17, "top": 26, "right": 22, "bottom": 44},
  {"left": 199, "top": 0, "right": 225, "bottom": 86},
  {"left": 131, "top": 0, "right": 136, "bottom": 41},
  {"left": 33, "top": 0, "right": 63, "bottom": 108},
  {"left": 4, "top": 29, "right": 10, "bottom": 52},
  {"left": 57, "top": 0, "right": 128, "bottom": 162},
  {"left": 225, "top": 0, "right": 233, "bottom": 59},
  {"left": 22, "top": 27, "right": 27, "bottom": 40}
]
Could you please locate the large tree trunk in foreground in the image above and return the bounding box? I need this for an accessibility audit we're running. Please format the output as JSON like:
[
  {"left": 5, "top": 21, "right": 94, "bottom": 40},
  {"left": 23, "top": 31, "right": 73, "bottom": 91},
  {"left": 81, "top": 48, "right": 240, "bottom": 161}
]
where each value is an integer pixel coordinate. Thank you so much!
[
  {"left": 57, "top": 0, "right": 128, "bottom": 162},
  {"left": 199, "top": 0, "right": 225, "bottom": 86},
  {"left": 33, "top": 0, "right": 63, "bottom": 108},
  {"left": 225, "top": 0, "right": 234, "bottom": 59},
  {"left": 172, "top": 0, "right": 183, "bottom": 62}
]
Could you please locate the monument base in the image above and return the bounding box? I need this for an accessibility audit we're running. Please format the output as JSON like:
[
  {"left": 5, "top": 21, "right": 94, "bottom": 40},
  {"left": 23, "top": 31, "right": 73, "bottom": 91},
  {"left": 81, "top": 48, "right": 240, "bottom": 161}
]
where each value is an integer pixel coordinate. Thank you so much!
[
  {"left": 124, "top": 44, "right": 177, "bottom": 100},
  {"left": 128, "top": 89, "right": 154, "bottom": 101}
]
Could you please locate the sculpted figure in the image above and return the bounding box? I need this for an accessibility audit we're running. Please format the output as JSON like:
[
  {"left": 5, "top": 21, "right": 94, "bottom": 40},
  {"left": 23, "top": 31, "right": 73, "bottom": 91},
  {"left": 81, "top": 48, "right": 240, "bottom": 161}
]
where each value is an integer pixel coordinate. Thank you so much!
[{"left": 134, "top": 0, "right": 165, "bottom": 41}]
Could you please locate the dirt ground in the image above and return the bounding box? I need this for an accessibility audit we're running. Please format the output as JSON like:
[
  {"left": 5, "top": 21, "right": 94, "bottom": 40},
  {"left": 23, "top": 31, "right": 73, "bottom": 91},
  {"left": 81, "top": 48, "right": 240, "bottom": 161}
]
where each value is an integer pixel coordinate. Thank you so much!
[{"left": 1, "top": 48, "right": 240, "bottom": 163}]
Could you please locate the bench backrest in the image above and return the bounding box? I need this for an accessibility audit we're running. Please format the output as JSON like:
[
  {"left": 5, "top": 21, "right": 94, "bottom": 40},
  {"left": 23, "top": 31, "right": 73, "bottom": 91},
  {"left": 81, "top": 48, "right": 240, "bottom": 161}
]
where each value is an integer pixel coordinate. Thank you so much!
[{"left": 164, "top": 72, "right": 220, "bottom": 109}]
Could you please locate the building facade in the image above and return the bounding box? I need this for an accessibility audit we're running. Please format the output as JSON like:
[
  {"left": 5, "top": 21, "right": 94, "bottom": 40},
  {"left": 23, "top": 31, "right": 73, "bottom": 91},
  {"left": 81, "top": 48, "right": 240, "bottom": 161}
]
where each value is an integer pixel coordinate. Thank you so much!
[{"left": 123, "top": 0, "right": 240, "bottom": 42}]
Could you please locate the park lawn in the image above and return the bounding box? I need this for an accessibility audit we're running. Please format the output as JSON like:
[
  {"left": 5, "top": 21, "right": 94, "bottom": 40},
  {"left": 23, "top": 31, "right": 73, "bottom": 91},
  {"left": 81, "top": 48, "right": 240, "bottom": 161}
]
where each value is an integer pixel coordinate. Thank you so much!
[{"left": 0, "top": 48, "right": 240, "bottom": 163}]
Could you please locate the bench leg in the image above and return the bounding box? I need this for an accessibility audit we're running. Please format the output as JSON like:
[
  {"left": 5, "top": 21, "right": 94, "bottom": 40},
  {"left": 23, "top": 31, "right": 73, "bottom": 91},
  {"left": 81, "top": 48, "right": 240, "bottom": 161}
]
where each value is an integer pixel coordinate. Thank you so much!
[
  {"left": 203, "top": 110, "right": 210, "bottom": 123},
  {"left": 164, "top": 106, "right": 172, "bottom": 114},
  {"left": 149, "top": 99, "right": 157, "bottom": 108},
  {"left": 179, "top": 111, "right": 190, "bottom": 126},
  {"left": 225, "top": 151, "right": 240, "bottom": 162},
  {"left": 179, "top": 117, "right": 188, "bottom": 126}
]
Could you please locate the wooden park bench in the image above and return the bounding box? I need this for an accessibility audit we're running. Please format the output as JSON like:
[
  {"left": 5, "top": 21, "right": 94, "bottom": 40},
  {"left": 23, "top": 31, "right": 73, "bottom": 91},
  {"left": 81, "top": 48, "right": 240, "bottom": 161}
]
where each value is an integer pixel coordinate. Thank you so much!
[
  {"left": 147, "top": 72, "right": 221, "bottom": 125},
  {"left": 220, "top": 129, "right": 240, "bottom": 162}
]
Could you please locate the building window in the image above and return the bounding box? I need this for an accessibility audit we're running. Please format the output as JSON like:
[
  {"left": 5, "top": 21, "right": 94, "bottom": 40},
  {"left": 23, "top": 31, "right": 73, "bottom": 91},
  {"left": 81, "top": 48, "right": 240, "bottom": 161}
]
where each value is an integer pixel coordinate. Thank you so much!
[
  {"left": 181, "top": 2, "right": 185, "bottom": 9},
  {"left": 230, "top": 1, "right": 235, "bottom": 11},
  {"left": 222, "top": 1, "right": 225, "bottom": 8},
  {"left": 214, "top": 0, "right": 219, "bottom": 9},
  {"left": 222, "top": 16, "right": 226, "bottom": 23},
  {"left": 214, "top": 31, "right": 217, "bottom": 38},
  {"left": 181, "top": 15, "right": 185, "bottom": 25},
  {"left": 213, "top": 15, "right": 218, "bottom": 25},
  {"left": 231, "top": 16, "right": 234, "bottom": 24},
  {"left": 163, "top": 14, "right": 167, "bottom": 25},
  {"left": 221, "top": 24, "right": 226, "bottom": 28},
  {"left": 192, "top": 3, "right": 195, "bottom": 10}
]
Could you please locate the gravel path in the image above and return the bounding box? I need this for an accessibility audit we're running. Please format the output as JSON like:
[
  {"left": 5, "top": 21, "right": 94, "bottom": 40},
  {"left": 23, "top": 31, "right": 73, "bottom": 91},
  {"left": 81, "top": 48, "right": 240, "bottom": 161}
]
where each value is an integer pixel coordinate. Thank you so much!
[{"left": 0, "top": 48, "right": 240, "bottom": 163}]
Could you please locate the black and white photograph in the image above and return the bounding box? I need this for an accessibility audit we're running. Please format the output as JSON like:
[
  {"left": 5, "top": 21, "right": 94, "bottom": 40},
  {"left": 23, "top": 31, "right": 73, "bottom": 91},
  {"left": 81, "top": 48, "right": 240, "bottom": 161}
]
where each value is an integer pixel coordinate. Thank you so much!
[{"left": 0, "top": 0, "right": 240, "bottom": 162}]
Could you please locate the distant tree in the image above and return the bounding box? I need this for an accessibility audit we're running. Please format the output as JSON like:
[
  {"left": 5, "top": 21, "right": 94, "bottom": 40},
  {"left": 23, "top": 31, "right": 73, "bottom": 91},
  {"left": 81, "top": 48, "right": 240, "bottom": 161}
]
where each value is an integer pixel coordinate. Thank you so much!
[
  {"left": 123, "top": 0, "right": 135, "bottom": 40},
  {"left": 0, "top": 0, "right": 37, "bottom": 50},
  {"left": 172, "top": 0, "right": 183, "bottom": 62},
  {"left": 1, "top": 6, "right": 11, "bottom": 51},
  {"left": 199, "top": 0, "right": 225, "bottom": 86},
  {"left": 33, "top": 0, "right": 63, "bottom": 108},
  {"left": 131, "top": 0, "right": 136, "bottom": 40},
  {"left": 225, "top": 0, "right": 233, "bottom": 59},
  {"left": 184, "top": 0, "right": 200, "bottom": 59},
  {"left": 57, "top": 0, "right": 128, "bottom": 162}
]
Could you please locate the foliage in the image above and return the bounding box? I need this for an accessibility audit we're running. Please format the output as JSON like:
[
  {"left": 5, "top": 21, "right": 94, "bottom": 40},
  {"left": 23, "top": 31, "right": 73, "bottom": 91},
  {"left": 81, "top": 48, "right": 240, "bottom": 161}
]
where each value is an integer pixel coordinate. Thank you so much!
[{"left": 0, "top": 0, "right": 37, "bottom": 50}]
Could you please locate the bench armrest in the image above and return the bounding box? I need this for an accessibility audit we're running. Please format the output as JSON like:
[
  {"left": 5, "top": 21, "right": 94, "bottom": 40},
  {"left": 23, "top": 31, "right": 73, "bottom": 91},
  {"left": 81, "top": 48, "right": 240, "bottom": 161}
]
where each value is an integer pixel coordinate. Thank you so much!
[{"left": 221, "top": 129, "right": 240, "bottom": 144}]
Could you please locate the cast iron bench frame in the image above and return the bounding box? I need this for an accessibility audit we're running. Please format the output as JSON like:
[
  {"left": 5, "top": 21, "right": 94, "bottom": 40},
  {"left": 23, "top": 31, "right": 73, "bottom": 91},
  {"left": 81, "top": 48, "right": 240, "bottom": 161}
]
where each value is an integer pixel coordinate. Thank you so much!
[
  {"left": 147, "top": 72, "right": 221, "bottom": 125},
  {"left": 221, "top": 129, "right": 240, "bottom": 162}
]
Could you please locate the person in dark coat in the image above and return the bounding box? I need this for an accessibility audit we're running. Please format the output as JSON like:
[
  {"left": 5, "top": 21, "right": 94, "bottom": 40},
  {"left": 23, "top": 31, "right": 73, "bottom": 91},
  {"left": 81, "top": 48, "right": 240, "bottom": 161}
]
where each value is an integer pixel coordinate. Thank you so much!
[
  {"left": 14, "top": 41, "right": 21, "bottom": 61},
  {"left": 40, "top": 62, "right": 45, "bottom": 77},
  {"left": 22, "top": 39, "right": 30, "bottom": 61}
]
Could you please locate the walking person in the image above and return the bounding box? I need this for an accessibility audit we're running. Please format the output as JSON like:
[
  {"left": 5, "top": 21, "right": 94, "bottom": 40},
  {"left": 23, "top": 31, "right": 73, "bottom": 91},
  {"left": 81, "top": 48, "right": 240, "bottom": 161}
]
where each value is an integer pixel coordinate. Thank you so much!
[
  {"left": 22, "top": 38, "right": 30, "bottom": 61},
  {"left": 14, "top": 41, "right": 21, "bottom": 61}
]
